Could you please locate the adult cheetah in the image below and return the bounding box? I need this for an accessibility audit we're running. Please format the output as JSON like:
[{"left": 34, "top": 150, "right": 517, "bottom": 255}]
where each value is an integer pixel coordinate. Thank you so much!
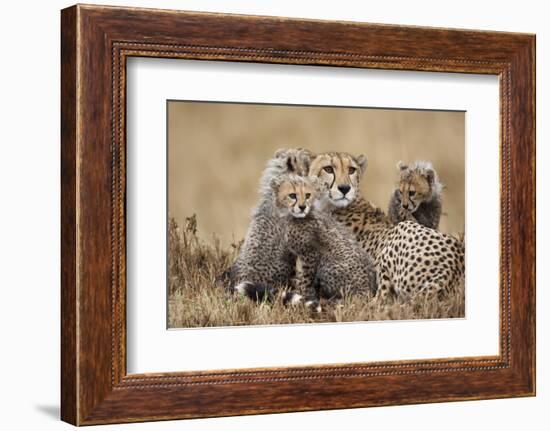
[{"left": 309, "top": 151, "right": 464, "bottom": 300}]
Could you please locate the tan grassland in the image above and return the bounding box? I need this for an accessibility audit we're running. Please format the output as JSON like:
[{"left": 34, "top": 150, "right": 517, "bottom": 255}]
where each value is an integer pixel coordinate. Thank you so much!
[
  {"left": 167, "top": 102, "right": 465, "bottom": 328},
  {"left": 167, "top": 216, "right": 465, "bottom": 328}
]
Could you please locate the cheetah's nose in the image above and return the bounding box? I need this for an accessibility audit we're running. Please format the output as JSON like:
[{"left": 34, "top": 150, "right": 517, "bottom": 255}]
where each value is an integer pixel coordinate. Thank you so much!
[
  {"left": 299, "top": 205, "right": 306, "bottom": 212},
  {"left": 338, "top": 184, "right": 351, "bottom": 195}
]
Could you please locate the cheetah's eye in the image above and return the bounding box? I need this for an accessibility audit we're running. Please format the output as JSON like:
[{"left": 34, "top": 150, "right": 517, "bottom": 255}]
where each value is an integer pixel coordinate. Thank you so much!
[
  {"left": 288, "top": 193, "right": 297, "bottom": 200},
  {"left": 323, "top": 166, "right": 334, "bottom": 174},
  {"left": 305, "top": 193, "right": 311, "bottom": 199},
  {"left": 348, "top": 167, "right": 356, "bottom": 175},
  {"left": 409, "top": 190, "right": 416, "bottom": 197}
]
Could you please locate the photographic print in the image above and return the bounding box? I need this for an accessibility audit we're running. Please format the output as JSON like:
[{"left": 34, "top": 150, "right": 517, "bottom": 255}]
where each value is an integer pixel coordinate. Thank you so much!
[{"left": 167, "top": 101, "right": 465, "bottom": 328}]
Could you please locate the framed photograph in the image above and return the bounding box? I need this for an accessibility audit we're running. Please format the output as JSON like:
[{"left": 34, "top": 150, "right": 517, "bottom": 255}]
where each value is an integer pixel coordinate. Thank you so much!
[
  {"left": 164, "top": 101, "right": 466, "bottom": 330},
  {"left": 61, "top": 4, "right": 535, "bottom": 425}
]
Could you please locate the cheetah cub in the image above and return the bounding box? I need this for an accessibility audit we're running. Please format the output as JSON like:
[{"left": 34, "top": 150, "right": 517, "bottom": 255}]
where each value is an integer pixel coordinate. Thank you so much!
[
  {"left": 273, "top": 174, "right": 378, "bottom": 306},
  {"left": 388, "top": 161, "right": 443, "bottom": 230},
  {"left": 229, "top": 148, "right": 313, "bottom": 304}
]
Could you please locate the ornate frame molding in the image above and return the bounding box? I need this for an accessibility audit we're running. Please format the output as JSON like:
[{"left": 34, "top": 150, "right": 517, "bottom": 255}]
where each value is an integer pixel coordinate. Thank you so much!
[{"left": 61, "top": 5, "right": 535, "bottom": 425}]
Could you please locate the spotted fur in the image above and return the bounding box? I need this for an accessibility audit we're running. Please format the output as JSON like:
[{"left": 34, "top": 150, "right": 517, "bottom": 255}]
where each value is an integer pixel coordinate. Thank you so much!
[
  {"left": 228, "top": 148, "right": 313, "bottom": 302},
  {"left": 310, "top": 152, "right": 464, "bottom": 300},
  {"left": 375, "top": 221, "right": 464, "bottom": 299},
  {"left": 274, "top": 174, "right": 377, "bottom": 304}
]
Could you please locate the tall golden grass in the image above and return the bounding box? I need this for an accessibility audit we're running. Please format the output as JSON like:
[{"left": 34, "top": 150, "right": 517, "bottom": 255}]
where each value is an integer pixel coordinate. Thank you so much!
[{"left": 167, "top": 216, "right": 465, "bottom": 329}]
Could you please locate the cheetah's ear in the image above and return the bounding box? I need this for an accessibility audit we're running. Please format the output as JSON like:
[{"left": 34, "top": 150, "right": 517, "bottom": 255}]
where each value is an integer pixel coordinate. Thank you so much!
[
  {"left": 397, "top": 161, "right": 408, "bottom": 171},
  {"left": 298, "top": 148, "right": 315, "bottom": 174},
  {"left": 275, "top": 149, "right": 300, "bottom": 174},
  {"left": 297, "top": 147, "right": 314, "bottom": 158},
  {"left": 356, "top": 154, "right": 368, "bottom": 174},
  {"left": 270, "top": 175, "right": 284, "bottom": 192},
  {"left": 424, "top": 168, "right": 435, "bottom": 185},
  {"left": 274, "top": 148, "right": 289, "bottom": 159}
]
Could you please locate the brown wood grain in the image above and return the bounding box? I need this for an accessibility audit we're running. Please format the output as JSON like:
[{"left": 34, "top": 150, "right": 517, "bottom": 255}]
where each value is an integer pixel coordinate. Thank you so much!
[
  {"left": 61, "top": 5, "right": 78, "bottom": 425},
  {"left": 60, "top": 4, "right": 535, "bottom": 425}
]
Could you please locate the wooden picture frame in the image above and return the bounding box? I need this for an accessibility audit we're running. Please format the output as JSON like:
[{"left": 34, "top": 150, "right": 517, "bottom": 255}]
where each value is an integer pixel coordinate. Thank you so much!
[{"left": 61, "top": 4, "right": 535, "bottom": 425}]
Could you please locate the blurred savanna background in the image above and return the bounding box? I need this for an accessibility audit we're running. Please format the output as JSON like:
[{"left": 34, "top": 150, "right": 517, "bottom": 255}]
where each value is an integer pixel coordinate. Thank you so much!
[
  {"left": 167, "top": 101, "right": 465, "bottom": 328},
  {"left": 168, "top": 101, "right": 465, "bottom": 247}
]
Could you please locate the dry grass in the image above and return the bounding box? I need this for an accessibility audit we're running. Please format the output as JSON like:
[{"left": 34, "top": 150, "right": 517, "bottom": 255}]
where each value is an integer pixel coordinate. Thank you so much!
[{"left": 167, "top": 216, "right": 465, "bottom": 329}]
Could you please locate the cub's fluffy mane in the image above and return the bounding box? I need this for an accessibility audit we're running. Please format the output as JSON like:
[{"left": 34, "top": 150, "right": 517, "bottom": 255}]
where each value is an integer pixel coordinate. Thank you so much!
[
  {"left": 398, "top": 160, "right": 444, "bottom": 197},
  {"left": 258, "top": 148, "right": 313, "bottom": 197}
]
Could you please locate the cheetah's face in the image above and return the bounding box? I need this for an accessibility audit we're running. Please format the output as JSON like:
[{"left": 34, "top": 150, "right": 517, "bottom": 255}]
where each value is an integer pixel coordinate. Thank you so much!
[
  {"left": 309, "top": 152, "right": 367, "bottom": 208},
  {"left": 396, "top": 162, "right": 435, "bottom": 213},
  {"left": 274, "top": 176, "right": 317, "bottom": 219}
]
